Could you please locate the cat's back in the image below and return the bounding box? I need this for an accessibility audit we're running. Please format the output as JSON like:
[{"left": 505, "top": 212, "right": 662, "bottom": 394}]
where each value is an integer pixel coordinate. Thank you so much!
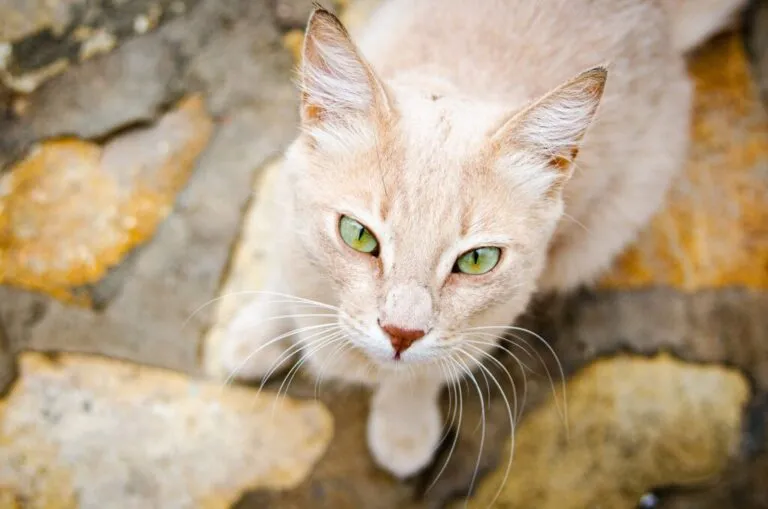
[{"left": 355, "top": 0, "right": 676, "bottom": 102}]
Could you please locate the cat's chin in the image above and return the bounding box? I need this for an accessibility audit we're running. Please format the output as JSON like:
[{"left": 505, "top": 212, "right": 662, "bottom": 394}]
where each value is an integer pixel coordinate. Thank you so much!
[{"left": 361, "top": 348, "right": 444, "bottom": 369}]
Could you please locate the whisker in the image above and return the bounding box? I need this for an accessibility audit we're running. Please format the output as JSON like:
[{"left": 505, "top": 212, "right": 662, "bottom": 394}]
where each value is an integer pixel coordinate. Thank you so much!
[
  {"left": 459, "top": 346, "right": 518, "bottom": 509},
  {"left": 223, "top": 322, "right": 339, "bottom": 387},
  {"left": 427, "top": 357, "right": 464, "bottom": 492},
  {"left": 272, "top": 332, "right": 347, "bottom": 415},
  {"left": 226, "top": 312, "right": 340, "bottom": 332},
  {"left": 258, "top": 326, "right": 343, "bottom": 391},
  {"left": 464, "top": 325, "right": 568, "bottom": 436},
  {"left": 451, "top": 353, "right": 486, "bottom": 508},
  {"left": 436, "top": 358, "right": 457, "bottom": 447},
  {"left": 463, "top": 331, "right": 539, "bottom": 374},
  {"left": 183, "top": 290, "right": 340, "bottom": 329},
  {"left": 313, "top": 337, "right": 354, "bottom": 399},
  {"left": 462, "top": 341, "right": 521, "bottom": 422},
  {"left": 280, "top": 332, "right": 346, "bottom": 394}
]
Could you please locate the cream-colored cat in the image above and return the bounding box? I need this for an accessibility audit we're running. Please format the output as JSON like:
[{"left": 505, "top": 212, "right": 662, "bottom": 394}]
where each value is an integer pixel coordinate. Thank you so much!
[{"left": 220, "top": 0, "right": 745, "bottom": 478}]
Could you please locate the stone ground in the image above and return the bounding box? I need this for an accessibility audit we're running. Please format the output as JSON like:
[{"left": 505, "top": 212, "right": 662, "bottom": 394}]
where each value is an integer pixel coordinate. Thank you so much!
[{"left": 0, "top": 0, "right": 767, "bottom": 508}]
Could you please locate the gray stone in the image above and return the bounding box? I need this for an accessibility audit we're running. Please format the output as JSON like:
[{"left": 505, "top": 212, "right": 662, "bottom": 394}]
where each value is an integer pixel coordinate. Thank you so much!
[
  {"left": 0, "top": 0, "right": 201, "bottom": 93},
  {"left": 1, "top": 0, "right": 299, "bottom": 374},
  {"left": 746, "top": 0, "right": 768, "bottom": 108},
  {"left": 25, "top": 33, "right": 181, "bottom": 140},
  {"left": 0, "top": 0, "right": 85, "bottom": 42},
  {"left": 274, "top": 0, "right": 334, "bottom": 29},
  {"left": 0, "top": 321, "right": 16, "bottom": 396},
  {"left": 0, "top": 353, "right": 333, "bottom": 507}
]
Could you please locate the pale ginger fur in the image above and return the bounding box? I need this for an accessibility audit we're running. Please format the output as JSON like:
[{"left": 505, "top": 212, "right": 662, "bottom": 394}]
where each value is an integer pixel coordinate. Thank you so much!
[{"left": 221, "top": 0, "right": 746, "bottom": 478}]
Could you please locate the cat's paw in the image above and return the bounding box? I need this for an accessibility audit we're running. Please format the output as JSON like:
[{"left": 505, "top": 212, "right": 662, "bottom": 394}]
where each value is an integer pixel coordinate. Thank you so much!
[
  {"left": 219, "top": 302, "right": 293, "bottom": 382},
  {"left": 367, "top": 383, "right": 443, "bottom": 478}
]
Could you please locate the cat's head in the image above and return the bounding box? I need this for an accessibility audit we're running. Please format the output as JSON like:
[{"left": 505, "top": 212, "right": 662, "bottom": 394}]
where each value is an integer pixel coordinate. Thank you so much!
[{"left": 285, "top": 9, "right": 606, "bottom": 366}]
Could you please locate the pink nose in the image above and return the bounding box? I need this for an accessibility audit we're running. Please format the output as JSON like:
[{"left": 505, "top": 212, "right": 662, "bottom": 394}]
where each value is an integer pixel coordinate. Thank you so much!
[{"left": 380, "top": 324, "right": 426, "bottom": 358}]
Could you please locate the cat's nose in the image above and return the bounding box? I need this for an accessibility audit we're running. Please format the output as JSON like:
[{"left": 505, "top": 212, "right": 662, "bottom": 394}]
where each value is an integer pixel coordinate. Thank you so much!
[{"left": 380, "top": 323, "right": 426, "bottom": 357}]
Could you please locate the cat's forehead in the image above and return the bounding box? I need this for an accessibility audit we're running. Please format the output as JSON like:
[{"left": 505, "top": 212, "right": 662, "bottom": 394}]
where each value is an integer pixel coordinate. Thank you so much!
[{"left": 393, "top": 90, "right": 505, "bottom": 161}]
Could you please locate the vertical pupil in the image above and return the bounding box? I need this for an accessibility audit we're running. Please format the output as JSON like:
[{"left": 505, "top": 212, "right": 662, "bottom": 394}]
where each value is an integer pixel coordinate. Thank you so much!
[
  {"left": 357, "top": 226, "right": 365, "bottom": 241},
  {"left": 472, "top": 250, "right": 480, "bottom": 265}
]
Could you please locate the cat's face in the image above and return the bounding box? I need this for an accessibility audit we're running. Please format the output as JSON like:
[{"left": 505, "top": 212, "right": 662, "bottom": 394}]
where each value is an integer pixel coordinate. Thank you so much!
[{"left": 288, "top": 10, "right": 605, "bottom": 367}]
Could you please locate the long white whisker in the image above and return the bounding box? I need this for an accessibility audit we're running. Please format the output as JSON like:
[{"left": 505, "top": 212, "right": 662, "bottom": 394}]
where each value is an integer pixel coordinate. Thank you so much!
[
  {"left": 284, "top": 336, "right": 347, "bottom": 402},
  {"left": 460, "top": 345, "right": 517, "bottom": 509},
  {"left": 462, "top": 341, "right": 521, "bottom": 422},
  {"left": 223, "top": 322, "right": 338, "bottom": 387},
  {"left": 258, "top": 325, "right": 343, "bottom": 391},
  {"left": 313, "top": 337, "right": 354, "bottom": 399},
  {"left": 428, "top": 357, "right": 464, "bottom": 492},
  {"left": 271, "top": 332, "right": 347, "bottom": 415},
  {"left": 463, "top": 331, "right": 539, "bottom": 374},
  {"left": 465, "top": 325, "right": 568, "bottom": 436},
  {"left": 452, "top": 352, "right": 486, "bottom": 508},
  {"left": 183, "top": 290, "right": 341, "bottom": 328},
  {"left": 436, "top": 358, "right": 456, "bottom": 447}
]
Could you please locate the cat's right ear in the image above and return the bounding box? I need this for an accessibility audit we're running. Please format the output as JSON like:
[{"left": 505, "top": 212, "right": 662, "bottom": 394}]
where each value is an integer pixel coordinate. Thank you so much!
[
  {"left": 299, "top": 9, "right": 391, "bottom": 132},
  {"left": 491, "top": 66, "right": 607, "bottom": 186}
]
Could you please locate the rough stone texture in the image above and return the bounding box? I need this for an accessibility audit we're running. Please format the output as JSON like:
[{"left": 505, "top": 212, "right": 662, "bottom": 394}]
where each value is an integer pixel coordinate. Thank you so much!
[
  {"left": 745, "top": 0, "right": 768, "bottom": 108},
  {"left": 0, "top": 323, "right": 14, "bottom": 396},
  {"left": 0, "top": 353, "right": 333, "bottom": 508},
  {"left": 232, "top": 382, "right": 416, "bottom": 509},
  {"left": 0, "top": 95, "right": 213, "bottom": 305},
  {"left": 461, "top": 356, "right": 750, "bottom": 509},
  {"left": 602, "top": 32, "right": 768, "bottom": 291},
  {"left": 275, "top": 0, "right": 335, "bottom": 29},
  {"left": 657, "top": 394, "right": 768, "bottom": 509},
  {"left": 24, "top": 35, "right": 183, "bottom": 141},
  {"left": 0, "top": 0, "right": 200, "bottom": 93},
  {"left": 0, "top": 0, "right": 299, "bottom": 374},
  {"left": 0, "top": 0, "right": 85, "bottom": 42}
]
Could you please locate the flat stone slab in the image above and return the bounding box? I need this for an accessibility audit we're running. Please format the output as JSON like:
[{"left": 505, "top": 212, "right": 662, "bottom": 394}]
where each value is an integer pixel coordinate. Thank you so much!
[
  {"left": 461, "top": 355, "right": 750, "bottom": 509},
  {"left": 0, "top": 95, "right": 213, "bottom": 305},
  {"left": 0, "top": 353, "right": 333, "bottom": 508}
]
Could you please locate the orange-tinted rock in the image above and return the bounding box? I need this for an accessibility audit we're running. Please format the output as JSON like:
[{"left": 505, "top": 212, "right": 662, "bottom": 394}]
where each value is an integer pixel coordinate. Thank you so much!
[
  {"left": 282, "top": 29, "right": 305, "bottom": 64},
  {"left": 603, "top": 33, "right": 768, "bottom": 291},
  {"left": 0, "top": 95, "right": 213, "bottom": 305}
]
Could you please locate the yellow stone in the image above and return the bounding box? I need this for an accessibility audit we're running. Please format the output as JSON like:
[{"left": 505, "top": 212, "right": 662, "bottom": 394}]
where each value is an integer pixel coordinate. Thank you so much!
[
  {"left": 283, "top": 29, "right": 305, "bottom": 64},
  {"left": 0, "top": 95, "right": 213, "bottom": 305},
  {"left": 0, "top": 353, "right": 333, "bottom": 508},
  {"left": 461, "top": 355, "right": 750, "bottom": 509},
  {"left": 603, "top": 33, "right": 768, "bottom": 291}
]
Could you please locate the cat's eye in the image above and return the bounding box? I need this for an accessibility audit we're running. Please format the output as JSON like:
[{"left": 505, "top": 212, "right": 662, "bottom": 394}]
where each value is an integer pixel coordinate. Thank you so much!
[
  {"left": 454, "top": 247, "right": 501, "bottom": 275},
  {"left": 339, "top": 215, "right": 379, "bottom": 255}
]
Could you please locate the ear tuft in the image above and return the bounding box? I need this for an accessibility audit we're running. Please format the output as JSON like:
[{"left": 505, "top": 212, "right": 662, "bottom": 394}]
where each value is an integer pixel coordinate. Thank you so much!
[
  {"left": 300, "top": 8, "right": 386, "bottom": 126},
  {"left": 493, "top": 66, "right": 608, "bottom": 176}
]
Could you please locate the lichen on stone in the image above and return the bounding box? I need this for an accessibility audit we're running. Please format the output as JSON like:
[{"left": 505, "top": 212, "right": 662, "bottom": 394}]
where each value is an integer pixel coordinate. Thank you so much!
[
  {"left": 461, "top": 355, "right": 750, "bottom": 509},
  {"left": 0, "top": 95, "right": 213, "bottom": 305}
]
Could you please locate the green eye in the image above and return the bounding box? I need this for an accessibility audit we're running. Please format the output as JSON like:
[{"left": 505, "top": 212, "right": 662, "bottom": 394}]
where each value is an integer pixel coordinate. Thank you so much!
[
  {"left": 339, "top": 215, "right": 379, "bottom": 255},
  {"left": 454, "top": 247, "right": 501, "bottom": 275}
]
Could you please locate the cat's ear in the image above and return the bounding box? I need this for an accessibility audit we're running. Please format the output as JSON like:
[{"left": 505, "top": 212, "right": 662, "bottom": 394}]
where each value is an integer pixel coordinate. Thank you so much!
[
  {"left": 299, "top": 8, "right": 390, "bottom": 129},
  {"left": 492, "top": 66, "right": 607, "bottom": 178}
]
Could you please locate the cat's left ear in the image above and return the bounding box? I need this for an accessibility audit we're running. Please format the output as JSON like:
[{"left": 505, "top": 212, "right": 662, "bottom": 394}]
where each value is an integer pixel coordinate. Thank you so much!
[
  {"left": 299, "top": 9, "right": 391, "bottom": 130},
  {"left": 492, "top": 66, "right": 607, "bottom": 180}
]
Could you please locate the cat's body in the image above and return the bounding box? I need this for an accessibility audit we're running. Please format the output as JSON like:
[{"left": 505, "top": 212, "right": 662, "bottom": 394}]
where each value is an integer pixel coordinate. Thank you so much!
[{"left": 221, "top": 0, "right": 745, "bottom": 478}]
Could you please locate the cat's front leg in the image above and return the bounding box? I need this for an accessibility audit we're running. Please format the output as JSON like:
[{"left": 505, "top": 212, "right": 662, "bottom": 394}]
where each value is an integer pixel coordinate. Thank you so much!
[
  {"left": 219, "top": 289, "right": 296, "bottom": 382},
  {"left": 367, "top": 374, "right": 444, "bottom": 478}
]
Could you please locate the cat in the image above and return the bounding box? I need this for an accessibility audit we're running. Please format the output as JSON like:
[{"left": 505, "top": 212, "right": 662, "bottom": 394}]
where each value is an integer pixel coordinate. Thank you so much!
[{"left": 219, "top": 0, "right": 746, "bottom": 478}]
